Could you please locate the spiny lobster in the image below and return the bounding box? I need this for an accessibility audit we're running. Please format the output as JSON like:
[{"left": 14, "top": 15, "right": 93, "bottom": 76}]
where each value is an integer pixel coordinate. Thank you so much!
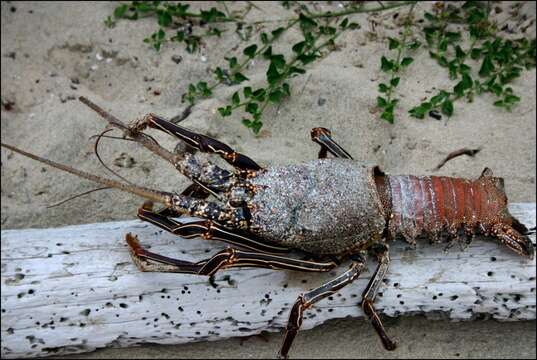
[{"left": 1, "top": 97, "right": 534, "bottom": 358}]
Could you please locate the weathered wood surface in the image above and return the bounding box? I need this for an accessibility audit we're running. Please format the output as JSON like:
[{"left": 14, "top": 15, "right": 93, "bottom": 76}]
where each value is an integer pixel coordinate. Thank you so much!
[{"left": 1, "top": 203, "right": 535, "bottom": 359}]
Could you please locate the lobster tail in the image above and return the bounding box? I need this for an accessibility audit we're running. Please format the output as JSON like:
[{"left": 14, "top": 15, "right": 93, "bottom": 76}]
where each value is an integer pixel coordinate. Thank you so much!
[{"left": 382, "top": 168, "right": 534, "bottom": 259}]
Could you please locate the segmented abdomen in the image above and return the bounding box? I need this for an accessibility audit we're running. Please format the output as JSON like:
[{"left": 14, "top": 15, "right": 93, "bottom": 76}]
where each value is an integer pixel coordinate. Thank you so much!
[{"left": 386, "top": 175, "right": 505, "bottom": 243}]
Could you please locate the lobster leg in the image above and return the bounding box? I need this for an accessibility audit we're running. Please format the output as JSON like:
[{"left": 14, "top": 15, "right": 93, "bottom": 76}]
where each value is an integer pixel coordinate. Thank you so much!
[
  {"left": 137, "top": 201, "right": 290, "bottom": 254},
  {"left": 310, "top": 127, "right": 353, "bottom": 159},
  {"left": 133, "top": 113, "right": 261, "bottom": 171},
  {"left": 79, "top": 97, "right": 236, "bottom": 196},
  {"left": 361, "top": 245, "right": 397, "bottom": 350},
  {"left": 126, "top": 233, "right": 337, "bottom": 275},
  {"left": 279, "top": 255, "right": 367, "bottom": 359}
]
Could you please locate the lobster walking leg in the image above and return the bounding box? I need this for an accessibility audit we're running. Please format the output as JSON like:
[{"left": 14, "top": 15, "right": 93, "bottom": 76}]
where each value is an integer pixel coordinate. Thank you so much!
[
  {"left": 134, "top": 113, "right": 261, "bottom": 170},
  {"left": 310, "top": 127, "right": 353, "bottom": 159},
  {"left": 361, "top": 245, "right": 397, "bottom": 350},
  {"left": 79, "top": 97, "right": 237, "bottom": 195},
  {"left": 126, "top": 234, "right": 336, "bottom": 275},
  {"left": 137, "top": 202, "right": 290, "bottom": 253},
  {"left": 279, "top": 255, "right": 367, "bottom": 359}
]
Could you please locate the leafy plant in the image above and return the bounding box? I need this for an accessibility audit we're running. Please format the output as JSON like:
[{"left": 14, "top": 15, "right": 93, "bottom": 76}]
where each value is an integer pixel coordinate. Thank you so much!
[
  {"left": 111, "top": 1, "right": 234, "bottom": 52},
  {"left": 108, "top": 1, "right": 429, "bottom": 132},
  {"left": 409, "top": 1, "right": 536, "bottom": 119},
  {"left": 377, "top": 4, "right": 419, "bottom": 123}
]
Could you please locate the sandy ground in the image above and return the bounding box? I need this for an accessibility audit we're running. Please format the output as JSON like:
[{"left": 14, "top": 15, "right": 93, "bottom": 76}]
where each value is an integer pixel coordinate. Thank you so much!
[{"left": 1, "top": 1, "right": 535, "bottom": 359}]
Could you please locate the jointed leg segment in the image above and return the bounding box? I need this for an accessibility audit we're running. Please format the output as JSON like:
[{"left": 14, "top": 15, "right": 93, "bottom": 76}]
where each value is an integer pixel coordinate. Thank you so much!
[
  {"left": 137, "top": 201, "right": 290, "bottom": 253},
  {"left": 310, "top": 127, "right": 353, "bottom": 159},
  {"left": 126, "top": 234, "right": 337, "bottom": 276},
  {"left": 361, "top": 245, "right": 396, "bottom": 350},
  {"left": 134, "top": 113, "right": 262, "bottom": 171},
  {"left": 279, "top": 255, "right": 367, "bottom": 359}
]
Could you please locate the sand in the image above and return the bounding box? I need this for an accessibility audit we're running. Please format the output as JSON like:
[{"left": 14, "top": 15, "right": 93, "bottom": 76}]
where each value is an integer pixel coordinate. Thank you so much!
[{"left": 1, "top": 1, "right": 535, "bottom": 358}]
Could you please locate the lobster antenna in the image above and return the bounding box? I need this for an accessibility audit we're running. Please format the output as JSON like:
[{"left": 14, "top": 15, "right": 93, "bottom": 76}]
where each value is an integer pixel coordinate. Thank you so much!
[{"left": 1, "top": 143, "right": 171, "bottom": 205}]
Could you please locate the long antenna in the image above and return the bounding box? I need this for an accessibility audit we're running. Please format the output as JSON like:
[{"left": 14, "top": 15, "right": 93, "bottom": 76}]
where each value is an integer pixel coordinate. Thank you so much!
[{"left": 1, "top": 143, "right": 171, "bottom": 205}]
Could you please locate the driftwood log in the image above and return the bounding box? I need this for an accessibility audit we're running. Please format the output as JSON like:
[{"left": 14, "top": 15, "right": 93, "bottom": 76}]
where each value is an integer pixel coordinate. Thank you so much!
[{"left": 1, "top": 203, "right": 535, "bottom": 358}]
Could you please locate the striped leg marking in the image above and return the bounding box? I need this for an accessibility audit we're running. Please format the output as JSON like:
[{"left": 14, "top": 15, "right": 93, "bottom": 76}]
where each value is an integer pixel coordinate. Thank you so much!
[
  {"left": 136, "top": 114, "right": 261, "bottom": 170},
  {"left": 310, "top": 127, "right": 353, "bottom": 159},
  {"left": 361, "top": 245, "right": 396, "bottom": 351},
  {"left": 126, "top": 234, "right": 337, "bottom": 276},
  {"left": 137, "top": 203, "right": 291, "bottom": 254},
  {"left": 279, "top": 255, "right": 367, "bottom": 359}
]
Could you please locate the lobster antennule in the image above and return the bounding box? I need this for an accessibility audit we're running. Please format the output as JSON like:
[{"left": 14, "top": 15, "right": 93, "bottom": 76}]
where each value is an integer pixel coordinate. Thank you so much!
[{"left": 0, "top": 142, "right": 173, "bottom": 206}]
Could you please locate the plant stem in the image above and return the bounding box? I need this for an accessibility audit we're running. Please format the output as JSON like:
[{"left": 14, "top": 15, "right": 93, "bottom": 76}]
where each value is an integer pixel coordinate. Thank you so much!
[
  {"left": 238, "top": 1, "right": 417, "bottom": 25},
  {"left": 256, "top": 29, "right": 345, "bottom": 115},
  {"left": 208, "top": 18, "right": 300, "bottom": 93},
  {"left": 385, "top": 4, "right": 416, "bottom": 104}
]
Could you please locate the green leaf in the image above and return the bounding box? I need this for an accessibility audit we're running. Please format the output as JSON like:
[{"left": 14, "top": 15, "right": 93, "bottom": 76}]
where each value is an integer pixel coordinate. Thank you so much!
[
  {"left": 266, "top": 62, "right": 281, "bottom": 85},
  {"left": 172, "top": 31, "right": 185, "bottom": 42},
  {"left": 299, "top": 13, "right": 317, "bottom": 31},
  {"left": 378, "top": 83, "right": 389, "bottom": 93},
  {"left": 377, "top": 96, "right": 387, "bottom": 108},
  {"left": 445, "top": 32, "right": 462, "bottom": 42},
  {"left": 232, "top": 91, "right": 240, "bottom": 105},
  {"left": 271, "top": 54, "right": 286, "bottom": 69},
  {"left": 269, "top": 89, "right": 285, "bottom": 103},
  {"left": 459, "top": 63, "right": 471, "bottom": 74},
  {"left": 251, "top": 120, "right": 263, "bottom": 134},
  {"left": 245, "top": 102, "right": 259, "bottom": 114},
  {"left": 400, "top": 57, "right": 413, "bottom": 67},
  {"left": 339, "top": 18, "right": 349, "bottom": 29},
  {"left": 479, "top": 55, "right": 495, "bottom": 77},
  {"left": 448, "top": 62, "right": 458, "bottom": 80},
  {"left": 243, "top": 44, "right": 258, "bottom": 58},
  {"left": 424, "top": 12, "right": 436, "bottom": 21},
  {"left": 260, "top": 32, "right": 269, "bottom": 44},
  {"left": 228, "top": 57, "right": 238, "bottom": 69},
  {"left": 218, "top": 106, "right": 232, "bottom": 117},
  {"left": 470, "top": 48, "right": 482, "bottom": 59},
  {"left": 454, "top": 73, "right": 473, "bottom": 96},
  {"left": 297, "top": 53, "right": 317, "bottom": 65},
  {"left": 262, "top": 46, "right": 273, "bottom": 59},
  {"left": 282, "top": 83, "right": 290, "bottom": 96},
  {"left": 380, "top": 110, "right": 394, "bottom": 123},
  {"left": 157, "top": 11, "right": 172, "bottom": 27},
  {"left": 407, "top": 41, "right": 421, "bottom": 50},
  {"left": 438, "top": 56, "right": 449, "bottom": 67},
  {"left": 455, "top": 45, "right": 466, "bottom": 60},
  {"left": 233, "top": 72, "right": 249, "bottom": 84},
  {"left": 252, "top": 88, "right": 266, "bottom": 101},
  {"left": 441, "top": 99, "right": 454, "bottom": 117},
  {"left": 504, "top": 94, "right": 520, "bottom": 104},
  {"left": 271, "top": 27, "right": 285, "bottom": 39},
  {"left": 113, "top": 4, "right": 128, "bottom": 18},
  {"left": 243, "top": 87, "right": 253, "bottom": 98},
  {"left": 430, "top": 90, "right": 449, "bottom": 105},
  {"left": 388, "top": 38, "right": 400, "bottom": 50},
  {"left": 439, "top": 39, "right": 449, "bottom": 52},
  {"left": 292, "top": 41, "right": 306, "bottom": 54},
  {"left": 493, "top": 100, "right": 504, "bottom": 107},
  {"left": 408, "top": 102, "right": 432, "bottom": 119},
  {"left": 381, "top": 56, "right": 394, "bottom": 72},
  {"left": 242, "top": 118, "right": 252, "bottom": 127},
  {"left": 288, "top": 66, "right": 306, "bottom": 75},
  {"left": 157, "top": 28, "right": 165, "bottom": 40},
  {"left": 461, "top": 73, "right": 473, "bottom": 89},
  {"left": 390, "top": 77, "right": 400, "bottom": 87}
]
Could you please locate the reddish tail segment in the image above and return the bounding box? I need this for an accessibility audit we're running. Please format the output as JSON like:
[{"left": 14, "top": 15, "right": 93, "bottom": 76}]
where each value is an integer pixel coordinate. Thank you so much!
[{"left": 379, "top": 171, "right": 534, "bottom": 258}]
